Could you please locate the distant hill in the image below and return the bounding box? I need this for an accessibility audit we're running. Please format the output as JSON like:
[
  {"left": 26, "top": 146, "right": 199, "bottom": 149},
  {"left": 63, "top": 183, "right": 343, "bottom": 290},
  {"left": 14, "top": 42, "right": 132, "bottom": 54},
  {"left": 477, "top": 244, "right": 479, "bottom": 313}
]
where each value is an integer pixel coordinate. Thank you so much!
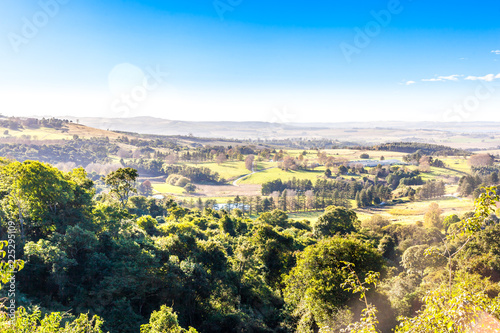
[{"left": 61, "top": 116, "right": 500, "bottom": 149}]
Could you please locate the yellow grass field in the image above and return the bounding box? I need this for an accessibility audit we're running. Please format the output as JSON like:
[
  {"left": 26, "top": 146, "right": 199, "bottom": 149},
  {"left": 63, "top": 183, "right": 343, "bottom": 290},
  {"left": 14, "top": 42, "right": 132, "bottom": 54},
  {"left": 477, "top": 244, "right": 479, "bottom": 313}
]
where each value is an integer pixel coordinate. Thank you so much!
[
  {"left": 239, "top": 167, "right": 328, "bottom": 185},
  {"left": 356, "top": 197, "right": 474, "bottom": 225},
  {"left": 152, "top": 183, "right": 186, "bottom": 195},
  {"left": 0, "top": 123, "right": 123, "bottom": 141},
  {"left": 440, "top": 157, "right": 470, "bottom": 173}
]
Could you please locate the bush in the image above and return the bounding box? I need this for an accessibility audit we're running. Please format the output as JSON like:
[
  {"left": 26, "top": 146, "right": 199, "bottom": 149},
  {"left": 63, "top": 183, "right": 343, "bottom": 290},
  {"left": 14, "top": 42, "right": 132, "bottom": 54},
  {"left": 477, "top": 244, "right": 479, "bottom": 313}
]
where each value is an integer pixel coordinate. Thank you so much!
[
  {"left": 137, "top": 215, "right": 158, "bottom": 231},
  {"left": 362, "top": 215, "right": 390, "bottom": 231},
  {"left": 166, "top": 174, "right": 190, "bottom": 187},
  {"left": 184, "top": 183, "right": 196, "bottom": 193},
  {"left": 175, "top": 177, "right": 190, "bottom": 187}
]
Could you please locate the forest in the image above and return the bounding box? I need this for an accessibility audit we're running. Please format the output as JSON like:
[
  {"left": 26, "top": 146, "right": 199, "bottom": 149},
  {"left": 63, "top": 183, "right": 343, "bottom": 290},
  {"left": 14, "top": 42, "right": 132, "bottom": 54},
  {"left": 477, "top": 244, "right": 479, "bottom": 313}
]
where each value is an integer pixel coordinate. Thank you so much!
[{"left": 1, "top": 158, "right": 500, "bottom": 332}]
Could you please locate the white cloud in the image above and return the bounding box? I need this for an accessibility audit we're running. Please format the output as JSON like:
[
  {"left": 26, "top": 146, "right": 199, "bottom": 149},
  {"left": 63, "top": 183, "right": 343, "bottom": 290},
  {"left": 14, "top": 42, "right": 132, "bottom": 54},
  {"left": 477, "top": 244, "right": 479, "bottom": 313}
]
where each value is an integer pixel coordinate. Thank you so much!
[
  {"left": 405, "top": 72, "right": 500, "bottom": 86},
  {"left": 464, "top": 73, "right": 500, "bottom": 82},
  {"left": 440, "top": 75, "right": 461, "bottom": 81},
  {"left": 421, "top": 74, "right": 461, "bottom": 82},
  {"left": 491, "top": 50, "right": 500, "bottom": 55}
]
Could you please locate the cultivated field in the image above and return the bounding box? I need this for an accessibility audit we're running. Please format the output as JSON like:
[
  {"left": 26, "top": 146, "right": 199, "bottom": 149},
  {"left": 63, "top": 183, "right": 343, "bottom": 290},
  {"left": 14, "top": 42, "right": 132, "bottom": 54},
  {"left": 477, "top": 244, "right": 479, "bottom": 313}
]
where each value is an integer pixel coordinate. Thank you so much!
[{"left": 356, "top": 196, "right": 474, "bottom": 224}]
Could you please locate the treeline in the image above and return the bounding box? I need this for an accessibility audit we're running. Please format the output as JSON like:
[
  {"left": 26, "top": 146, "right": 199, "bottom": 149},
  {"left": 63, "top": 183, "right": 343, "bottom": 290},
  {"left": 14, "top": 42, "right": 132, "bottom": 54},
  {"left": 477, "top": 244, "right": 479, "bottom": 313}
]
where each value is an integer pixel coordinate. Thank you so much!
[
  {"left": 0, "top": 116, "right": 69, "bottom": 131},
  {"left": 262, "top": 178, "right": 313, "bottom": 195},
  {"left": 415, "top": 180, "right": 446, "bottom": 200},
  {"left": 116, "top": 135, "right": 180, "bottom": 150},
  {"left": 370, "top": 142, "right": 470, "bottom": 156},
  {"left": 163, "top": 165, "right": 221, "bottom": 183},
  {"left": 403, "top": 152, "right": 446, "bottom": 167},
  {"left": 179, "top": 190, "right": 352, "bottom": 213},
  {"left": 117, "top": 139, "right": 272, "bottom": 165},
  {"left": 256, "top": 138, "right": 342, "bottom": 149},
  {"left": 355, "top": 184, "right": 393, "bottom": 206},
  {"left": 386, "top": 169, "right": 423, "bottom": 187},
  {"left": 459, "top": 173, "right": 500, "bottom": 197},
  {"left": 178, "top": 145, "right": 259, "bottom": 163},
  {"left": 122, "top": 159, "right": 222, "bottom": 183},
  {"left": 261, "top": 177, "right": 392, "bottom": 209},
  {"left": 0, "top": 137, "right": 118, "bottom": 166}
]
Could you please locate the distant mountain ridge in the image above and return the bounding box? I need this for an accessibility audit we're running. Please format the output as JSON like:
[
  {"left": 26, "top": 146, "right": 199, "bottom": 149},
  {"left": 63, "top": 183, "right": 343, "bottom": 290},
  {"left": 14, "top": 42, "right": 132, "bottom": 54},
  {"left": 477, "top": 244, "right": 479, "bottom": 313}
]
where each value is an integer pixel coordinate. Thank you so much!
[{"left": 61, "top": 116, "right": 500, "bottom": 136}]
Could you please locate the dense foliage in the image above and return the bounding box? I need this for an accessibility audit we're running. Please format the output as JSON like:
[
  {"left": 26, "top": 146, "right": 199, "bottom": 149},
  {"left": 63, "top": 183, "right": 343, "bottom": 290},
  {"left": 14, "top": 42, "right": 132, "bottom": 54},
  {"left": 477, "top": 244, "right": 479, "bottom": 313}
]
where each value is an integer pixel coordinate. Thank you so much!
[
  {"left": 372, "top": 142, "right": 470, "bottom": 156},
  {"left": 2, "top": 142, "right": 500, "bottom": 332},
  {"left": 0, "top": 137, "right": 118, "bottom": 166}
]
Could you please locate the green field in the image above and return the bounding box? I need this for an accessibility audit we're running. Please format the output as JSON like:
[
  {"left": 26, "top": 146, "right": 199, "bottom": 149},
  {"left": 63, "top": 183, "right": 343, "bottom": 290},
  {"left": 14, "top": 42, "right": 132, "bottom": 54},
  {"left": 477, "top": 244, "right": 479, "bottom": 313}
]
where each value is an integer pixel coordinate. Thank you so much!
[
  {"left": 440, "top": 157, "right": 470, "bottom": 173},
  {"left": 183, "top": 161, "right": 275, "bottom": 182},
  {"left": 408, "top": 166, "right": 465, "bottom": 182},
  {"left": 185, "top": 161, "right": 249, "bottom": 180},
  {"left": 288, "top": 211, "right": 324, "bottom": 224},
  {"left": 285, "top": 150, "right": 317, "bottom": 157},
  {"left": 322, "top": 149, "right": 406, "bottom": 160},
  {"left": 152, "top": 183, "right": 186, "bottom": 195},
  {"left": 239, "top": 166, "right": 329, "bottom": 185}
]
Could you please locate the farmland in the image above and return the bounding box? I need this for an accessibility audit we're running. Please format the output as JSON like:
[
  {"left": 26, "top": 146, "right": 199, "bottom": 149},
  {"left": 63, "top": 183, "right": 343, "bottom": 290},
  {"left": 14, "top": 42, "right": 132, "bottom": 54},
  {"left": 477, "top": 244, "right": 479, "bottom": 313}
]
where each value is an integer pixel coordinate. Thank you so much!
[{"left": 0, "top": 116, "right": 492, "bottom": 226}]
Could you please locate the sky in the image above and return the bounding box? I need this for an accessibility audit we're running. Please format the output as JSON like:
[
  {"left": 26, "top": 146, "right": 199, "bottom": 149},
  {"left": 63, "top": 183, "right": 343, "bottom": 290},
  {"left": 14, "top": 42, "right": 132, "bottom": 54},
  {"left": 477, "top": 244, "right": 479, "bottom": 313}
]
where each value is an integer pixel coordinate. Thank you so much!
[{"left": 1, "top": 0, "right": 500, "bottom": 123}]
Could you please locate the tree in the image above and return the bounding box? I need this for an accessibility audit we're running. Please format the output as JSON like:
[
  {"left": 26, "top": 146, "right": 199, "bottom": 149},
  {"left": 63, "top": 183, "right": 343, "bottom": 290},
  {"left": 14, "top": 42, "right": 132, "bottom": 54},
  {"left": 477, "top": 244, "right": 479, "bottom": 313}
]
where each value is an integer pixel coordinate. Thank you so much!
[
  {"left": 416, "top": 181, "right": 445, "bottom": 200},
  {"left": 418, "top": 156, "right": 431, "bottom": 172},
  {"left": 313, "top": 206, "right": 358, "bottom": 238},
  {"left": 245, "top": 154, "right": 255, "bottom": 172},
  {"left": 424, "top": 202, "right": 443, "bottom": 229},
  {"left": 140, "top": 305, "right": 197, "bottom": 333},
  {"left": 396, "top": 273, "right": 500, "bottom": 333},
  {"left": 216, "top": 153, "right": 227, "bottom": 165},
  {"left": 0, "top": 241, "right": 24, "bottom": 290},
  {"left": 361, "top": 215, "right": 390, "bottom": 232},
  {"left": 281, "top": 156, "right": 295, "bottom": 171},
  {"left": 137, "top": 215, "right": 158, "bottom": 233},
  {"left": 284, "top": 237, "right": 384, "bottom": 332},
  {"left": 325, "top": 168, "right": 332, "bottom": 178},
  {"left": 468, "top": 154, "right": 494, "bottom": 167},
  {"left": 103, "top": 167, "right": 138, "bottom": 208},
  {"left": 443, "top": 214, "right": 461, "bottom": 231},
  {"left": 338, "top": 165, "right": 348, "bottom": 175},
  {"left": 252, "top": 224, "right": 295, "bottom": 292},
  {"left": 0, "top": 308, "right": 104, "bottom": 332},
  {"left": 0, "top": 242, "right": 102, "bottom": 332},
  {"left": 139, "top": 180, "right": 153, "bottom": 196},
  {"left": 338, "top": 262, "right": 381, "bottom": 333},
  {"left": 0, "top": 161, "right": 93, "bottom": 240},
  {"left": 401, "top": 244, "right": 444, "bottom": 276},
  {"left": 257, "top": 209, "right": 288, "bottom": 228},
  {"left": 184, "top": 183, "right": 196, "bottom": 193},
  {"left": 397, "top": 186, "right": 500, "bottom": 332}
]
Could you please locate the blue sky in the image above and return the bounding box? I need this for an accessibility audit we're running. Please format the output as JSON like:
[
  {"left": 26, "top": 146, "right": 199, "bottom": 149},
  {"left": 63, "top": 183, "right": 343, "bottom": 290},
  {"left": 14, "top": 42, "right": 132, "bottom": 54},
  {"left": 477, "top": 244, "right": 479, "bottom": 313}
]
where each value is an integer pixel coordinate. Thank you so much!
[{"left": 1, "top": 0, "right": 500, "bottom": 122}]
